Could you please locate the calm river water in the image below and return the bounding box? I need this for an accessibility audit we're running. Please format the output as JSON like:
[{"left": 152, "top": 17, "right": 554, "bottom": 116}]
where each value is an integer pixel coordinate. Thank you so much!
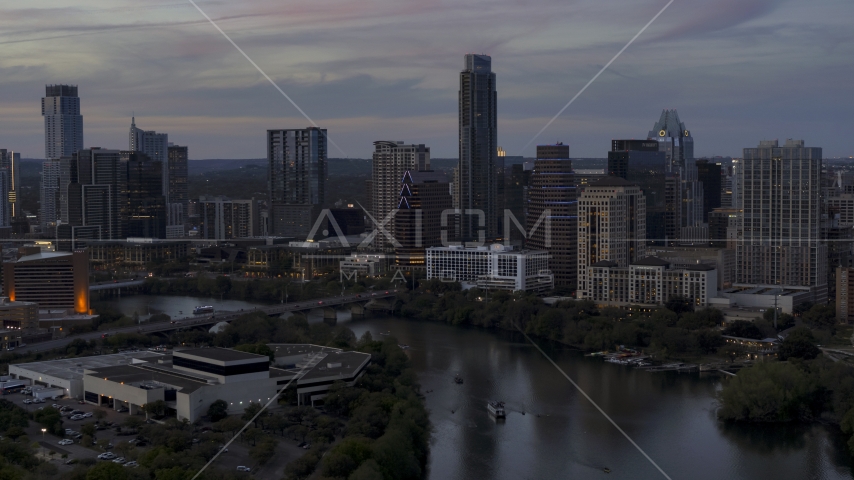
[{"left": 103, "top": 295, "right": 854, "bottom": 480}]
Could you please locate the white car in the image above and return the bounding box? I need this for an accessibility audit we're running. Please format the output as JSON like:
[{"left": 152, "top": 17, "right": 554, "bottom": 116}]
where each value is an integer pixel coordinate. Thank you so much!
[
  {"left": 82, "top": 412, "right": 93, "bottom": 418},
  {"left": 65, "top": 429, "right": 74, "bottom": 435},
  {"left": 236, "top": 466, "right": 251, "bottom": 472},
  {"left": 52, "top": 404, "right": 60, "bottom": 408},
  {"left": 58, "top": 439, "right": 73, "bottom": 446},
  {"left": 70, "top": 415, "right": 84, "bottom": 421},
  {"left": 123, "top": 461, "right": 138, "bottom": 468},
  {"left": 112, "top": 457, "right": 126, "bottom": 464},
  {"left": 97, "top": 453, "right": 116, "bottom": 460},
  {"left": 22, "top": 399, "right": 31, "bottom": 404}
]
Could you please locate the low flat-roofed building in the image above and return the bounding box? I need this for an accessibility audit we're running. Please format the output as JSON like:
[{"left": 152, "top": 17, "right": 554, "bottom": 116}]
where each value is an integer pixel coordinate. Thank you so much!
[
  {"left": 88, "top": 238, "right": 189, "bottom": 268},
  {"left": 294, "top": 350, "right": 371, "bottom": 406},
  {"left": 0, "top": 297, "right": 39, "bottom": 331},
  {"left": 715, "top": 284, "right": 814, "bottom": 315},
  {"left": 8, "top": 350, "right": 166, "bottom": 399},
  {"left": 12, "top": 344, "right": 372, "bottom": 420}
]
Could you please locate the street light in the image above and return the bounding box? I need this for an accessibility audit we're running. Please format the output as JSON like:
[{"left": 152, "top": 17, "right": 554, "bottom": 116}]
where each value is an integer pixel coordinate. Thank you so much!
[{"left": 41, "top": 428, "right": 46, "bottom": 457}]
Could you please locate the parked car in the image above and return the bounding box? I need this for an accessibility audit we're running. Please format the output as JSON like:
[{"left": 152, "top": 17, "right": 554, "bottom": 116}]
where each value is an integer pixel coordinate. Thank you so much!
[
  {"left": 123, "top": 461, "right": 138, "bottom": 468},
  {"left": 58, "top": 439, "right": 73, "bottom": 446},
  {"left": 22, "top": 399, "right": 31, "bottom": 404},
  {"left": 97, "top": 453, "right": 116, "bottom": 460},
  {"left": 236, "top": 466, "right": 251, "bottom": 472},
  {"left": 65, "top": 429, "right": 74, "bottom": 435},
  {"left": 112, "top": 457, "right": 126, "bottom": 464},
  {"left": 82, "top": 412, "right": 93, "bottom": 418}
]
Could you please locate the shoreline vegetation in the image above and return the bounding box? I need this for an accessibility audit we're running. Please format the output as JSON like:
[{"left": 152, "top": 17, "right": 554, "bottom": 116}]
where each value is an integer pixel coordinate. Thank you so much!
[{"left": 86, "top": 274, "right": 854, "bottom": 461}]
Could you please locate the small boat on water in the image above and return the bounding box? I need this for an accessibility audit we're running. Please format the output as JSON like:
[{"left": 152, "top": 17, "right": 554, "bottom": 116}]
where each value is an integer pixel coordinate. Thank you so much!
[
  {"left": 487, "top": 401, "right": 506, "bottom": 418},
  {"left": 193, "top": 305, "right": 214, "bottom": 315},
  {"left": 454, "top": 374, "right": 464, "bottom": 384}
]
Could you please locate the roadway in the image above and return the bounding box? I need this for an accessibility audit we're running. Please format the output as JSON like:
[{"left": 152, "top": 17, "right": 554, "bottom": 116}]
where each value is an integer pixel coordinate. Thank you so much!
[
  {"left": 19, "top": 290, "right": 398, "bottom": 355},
  {"left": 89, "top": 278, "right": 146, "bottom": 291}
]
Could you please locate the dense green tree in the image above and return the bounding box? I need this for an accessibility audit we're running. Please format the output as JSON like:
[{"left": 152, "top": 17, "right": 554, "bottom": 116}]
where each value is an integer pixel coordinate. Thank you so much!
[
  {"left": 722, "top": 320, "right": 764, "bottom": 340},
  {"left": 718, "top": 361, "right": 821, "bottom": 422},
  {"left": 778, "top": 327, "right": 821, "bottom": 361},
  {"left": 802, "top": 304, "right": 837, "bottom": 329},
  {"left": 86, "top": 461, "right": 129, "bottom": 480},
  {"left": 206, "top": 400, "right": 229, "bottom": 422}
]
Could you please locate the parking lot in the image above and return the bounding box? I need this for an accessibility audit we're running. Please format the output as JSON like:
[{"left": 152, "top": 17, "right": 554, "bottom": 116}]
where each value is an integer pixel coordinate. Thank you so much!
[{"left": 7, "top": 390, "right": 146, "bottom": 467}]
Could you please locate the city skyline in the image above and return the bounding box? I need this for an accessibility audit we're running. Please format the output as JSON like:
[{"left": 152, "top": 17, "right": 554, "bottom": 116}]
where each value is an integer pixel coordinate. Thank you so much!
[{"left": 1, "top": 0, "right": 852, "bottom": 160}]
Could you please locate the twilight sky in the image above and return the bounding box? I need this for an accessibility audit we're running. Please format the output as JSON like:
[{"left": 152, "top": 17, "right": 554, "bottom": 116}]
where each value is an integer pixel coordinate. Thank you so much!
[{"left": 1, "top": 0, "right": 852, "bottom": 160}]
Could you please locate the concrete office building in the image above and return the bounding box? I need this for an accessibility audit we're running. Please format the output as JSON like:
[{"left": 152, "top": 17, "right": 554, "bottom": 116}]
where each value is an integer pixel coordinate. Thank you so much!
[
  {"left": 426, "top": 244, "right": 552, "bottom": 293},
  {"left": 648, "top": 110, "right": 705, "bottom": 246},
  {"left": 0, "top": 297, "right": 39, "bottom": 331},
  {"left": 199, "top": 196, "right": 261, "bottom": 240},
  {"left": 709, "top": 207, "right": 740, "bottom": 249},
  {"left": 577, "top": 177, "right": 646, "bottom": 299},
  {"left": 167, "top": 145, "right": 189, "bottom": 238},
  {"left": 826, "top": 194, "right": 854, "bottom": 227},
  {"left": 837, "top": 266, "right": 854, "bottom": 324},
  {"left": 42, "top": 85, "right": 83, "bottom": 160},
  {"left": 585, "top": 257, "right": 717, "bottom": 308},
  {"left": 394, "top": 170, "right": 452, "bottom": 267},
  {"left": 371, "top": 141, "right": 430, "bottom": 250},
  {"left": 2, "top": 251, "right": 89, "bottom": 313},
  {"left": 736, "top": 139, "right": 826, "bottom": 303},
  {"left": 40, "top": 159, "right": 61, "bottom": 232},
  {"left": 268, "top": 128, "right": 327, "bottom": 238},
  {"left": 525, "top": 144, "right": 576, "bottom": 289},
  {"left": 458, "top": 54, "right": 498, "bottom": 241}
]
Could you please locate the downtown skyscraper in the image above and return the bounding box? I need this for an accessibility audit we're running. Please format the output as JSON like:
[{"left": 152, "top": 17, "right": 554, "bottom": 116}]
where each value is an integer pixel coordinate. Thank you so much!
[
  {"left": 737, "top": 139, "right": 826, "bottom": 301},
  {"left": 42, "top": 85, "right": 83, "bottom": 160},
  {"left": 457, "top": 54, "right": 498, "bottom": 241},
  {"left": 647, "top": 110, "right": 705, "bottom": 245},
  {"left": 267, "top": 127, "right": 327, "bottom": 238},
  {"left": 371, "top": 141, "right": 430, "bottom": 249},
  {"left": 526, "top": 144, "right": 576, "bottom": 289}
]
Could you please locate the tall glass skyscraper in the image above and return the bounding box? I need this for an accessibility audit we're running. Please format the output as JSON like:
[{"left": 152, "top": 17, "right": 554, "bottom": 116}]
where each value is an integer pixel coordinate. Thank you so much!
[
  {"left": 42, "top": 85, "right": 83, "bottom": 160},
  {"left": 647, "top": 109, "right": 705, "bottom": 245},
  {"left": 267, "top": 127, "right": 327, "bottom": 237},
  {"left": 458, "top": 54, "right": 498, "bottom": 241}
]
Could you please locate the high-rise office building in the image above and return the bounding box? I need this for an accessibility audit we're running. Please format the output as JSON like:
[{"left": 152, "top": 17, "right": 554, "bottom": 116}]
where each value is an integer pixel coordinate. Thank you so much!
[
  {"left": 371, "top": 141, "right": 430, "bottom": 249},
  {"left": 526, "top": 144, "right": 576, "bottom": 289},
  {"left": 167, "top": 145, "right": 189, "bottom": 238},
  {"left": 42, "top": 85, "right": 83, "bottom": 160},
  {"left": 0, "top": 150, "right": 21, "bottom": 221},
  {"left": 129, "top": 117, "right": 169, "bottom": 200},
  {"left": 199, "top": 196, "right": 261, "bottom": 240},
  {"left": 608, "top": 139, "right": 666, "bottom": 245},
  {"left": 505, "top": 163, "right": 532, "bottom": 245},
  {"left": 737, "top": 139, "right": 826, "bottom": 301},
  {"left": 40, "top": 159, "right": 61, "bottom": 232},
  {"left": 124, "top": 151, "right": 166, "bottom": 239},
  {"left": 577, "top": 177, "right": 646, "bottom": 299},
  {"left": 696, "top": 159, "right": 722, "bottom": 222},
  {"left": 394, "top": 170, "right": 452, "bottom": 267},
  {"left": 458, "top": 54, "right": 498, "bottom": 241},
  {"left": 647, "top": 110, "right": 705, "bottom": 245},
  {"left": 267, "top": 127, "right": 327, "bottom": 238},
  {"left": 59, "top": 148, "right": 126, "bottom": 244}
]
